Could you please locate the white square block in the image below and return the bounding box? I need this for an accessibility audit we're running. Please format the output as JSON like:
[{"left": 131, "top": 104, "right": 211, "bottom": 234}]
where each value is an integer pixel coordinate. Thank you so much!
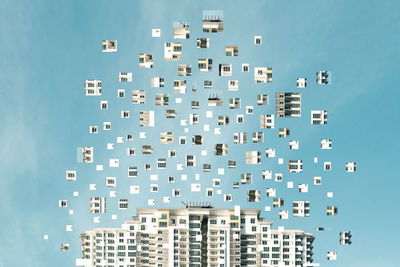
[
  {"left": 109, "top": 159, "right": 119, "bottom": 167},
  {"left": 327, "top": 192, "right": 333, "bottom": 198},
  {"left": 89, "top": 184, "right": 96, "bottom": 190},
  {"left": 152, "top": 29, "right": 161, "bottom": 37},
  {"left": 176, "top": 98, "right": 182, "bottom": 103},
  {"left": 111, "top": 215, "right": 117, "bottom": 220},
  {"left": 206, "top": 111, "right": 213, "bottom": 118},
  {"left": 107, "top": 143, "right": 114, "bottom": 150},
  {"left": 191, "top": 183, "right": 201, "bottom": 192},
  {"left": 287, "top": 181, "right": 293, "bottom": 188},
  {"left": 204, "top": 124, "right": 210, "bottom": 131},
  {"left": 96, "top": 165, "right": 103, "bottom": 171},
  {"left": 278, "top": 158, "right": 284, "bottom": 164},
  {"left": 140, "top": 132, "right": 147, "bottom": 138},
  {"left": 201, "top": 150, "right": 207, "bottom": 156},
  {"left": 218, "top": 168, "right": 224, "bottom": 175},
  {"left": 130, "top": 186, "right": 139, "bottom": 194}
]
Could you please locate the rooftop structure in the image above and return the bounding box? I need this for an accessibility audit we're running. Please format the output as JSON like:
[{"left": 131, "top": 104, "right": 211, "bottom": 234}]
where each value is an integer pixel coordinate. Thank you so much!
[
  {"left": 173, "top": 22, "right": 190, "bottom": 39},
  {"left": 202, "top": 10, "right": 224, "bottom": 33}
]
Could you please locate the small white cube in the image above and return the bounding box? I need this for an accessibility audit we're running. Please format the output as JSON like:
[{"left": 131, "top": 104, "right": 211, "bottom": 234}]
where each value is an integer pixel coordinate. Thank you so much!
[{"left": 152, "top": 29, "right": 161, "bottom": 37}]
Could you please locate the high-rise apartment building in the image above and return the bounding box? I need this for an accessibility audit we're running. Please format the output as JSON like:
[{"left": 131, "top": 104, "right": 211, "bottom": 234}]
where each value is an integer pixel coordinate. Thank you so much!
[
  {"left": 80, "top": 207, "right": 317, "bottom": 267},
  {"left": 202, "top": 10, "right": 224, "bottom": 33}
]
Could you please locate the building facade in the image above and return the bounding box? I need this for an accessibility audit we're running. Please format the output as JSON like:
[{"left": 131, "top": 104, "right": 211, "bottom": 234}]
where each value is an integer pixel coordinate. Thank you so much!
[
  {"left": 310, "top": 110, "right": 327, "bottom": 125},
  {"left": 276, "top": 93, "right": 301, "bottom": 118},
  {"left": 80, "top": 207, "right": 317, "bottom": 267}
]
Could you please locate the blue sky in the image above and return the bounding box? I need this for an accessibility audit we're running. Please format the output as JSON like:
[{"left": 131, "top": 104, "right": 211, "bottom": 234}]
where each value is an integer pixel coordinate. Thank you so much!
[{"left": 0, "top": 0, "right": 399, "bottom": 266}]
